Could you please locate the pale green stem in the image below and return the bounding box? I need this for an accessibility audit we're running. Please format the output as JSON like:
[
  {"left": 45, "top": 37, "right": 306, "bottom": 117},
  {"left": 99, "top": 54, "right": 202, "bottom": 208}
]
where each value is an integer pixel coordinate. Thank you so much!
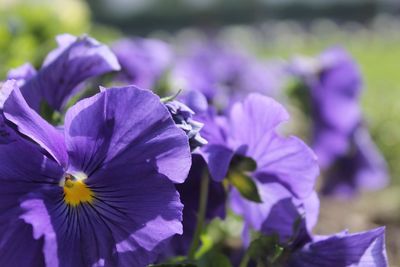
[{"left": 187, "top": 171, "right": 210, "bottom": 260}]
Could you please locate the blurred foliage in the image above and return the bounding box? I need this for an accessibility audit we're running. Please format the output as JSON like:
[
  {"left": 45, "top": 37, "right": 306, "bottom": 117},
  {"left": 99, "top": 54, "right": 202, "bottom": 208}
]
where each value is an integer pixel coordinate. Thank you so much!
[{"left": 0, "top": 0, "right": 120, "bottom": 78}]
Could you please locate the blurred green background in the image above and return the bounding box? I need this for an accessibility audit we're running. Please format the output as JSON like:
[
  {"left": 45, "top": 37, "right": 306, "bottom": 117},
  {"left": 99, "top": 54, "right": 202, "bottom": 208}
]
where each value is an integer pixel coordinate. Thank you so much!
[{"left": 1, "top": 0, "right": 399, "bottom": 264}]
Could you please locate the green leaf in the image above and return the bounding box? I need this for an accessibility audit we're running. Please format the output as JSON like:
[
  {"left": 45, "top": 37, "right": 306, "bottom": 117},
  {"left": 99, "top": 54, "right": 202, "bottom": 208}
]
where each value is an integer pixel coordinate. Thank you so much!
[
  {"left": 230, "top": 155, "right": 257, "bottom": 172},
  {"left": 148, "top": 264, "right": 197, "bottom": 267},
  {"left": 247, "top": 234, "right": 285, "bottom": 265},
  {"left": 197, "top": 250, "right": 233, "bottom": 267},
  {"left": 148, "top": 259, "right": 197, "bottom": 267},
  {"left": 228, "top": 171, "right": 262, "bottom": 203},
  {"left": 237, "top": 157, "right": 257, "bottom": 172},
  {"left": 40, "top": 100, "right": 62, "bottom": 125},
  {"left": 195, "top": 234, "right": 214, "bottom": 259}
]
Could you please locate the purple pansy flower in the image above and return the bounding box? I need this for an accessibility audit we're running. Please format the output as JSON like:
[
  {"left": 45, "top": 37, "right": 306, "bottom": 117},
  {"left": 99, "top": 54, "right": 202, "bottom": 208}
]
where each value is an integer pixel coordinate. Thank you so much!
[
  {"left": 0, "top": 81, "right": 191, "bottom": 266},
  {"left": 198, "top": 93, "right": 319, "bottom": 199},
  {"left": 189, "top": 93, "right": 319, "bottom": 244},
  {"left": 290, "top": 47, "right": 389, "bottom": 196},
  {"left": 10, "top": 34, "right": 120, "bottom": 112},
  {"left": 112, "top": 38, "right": 172, "bottom": 89}
]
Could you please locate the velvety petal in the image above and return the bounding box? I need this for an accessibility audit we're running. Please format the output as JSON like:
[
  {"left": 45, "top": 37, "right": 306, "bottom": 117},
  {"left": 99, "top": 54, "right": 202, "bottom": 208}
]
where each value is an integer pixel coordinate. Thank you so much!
[
  {"left": 3, "top": 85, "right": 68, "bottom": 167},
  {"left": 288, "top": 227, "right": 388, "bottom": 267},
  {"left": 199, "top": 144, "right": 234, "bottom": 182},
  {"left": 229, "top": 94, "right": 289, "bottom": 151},
  {"left": 0, "top": 219, "right": 45, "bottom": 266},
  {"left": 254, "top": 135, "right": 319, "bottom": 199},
  {"left": 231, "top": 182, "right": 318, "bottom": 243},
  {"left": 20, "top": 34, "right": 121, "bottom": 111},
  {"left": 7, "top": 63, "right": 37, "bottom": 86},
  {"left": 64, "top": 86, "right": 191, "bottom": 183},
  {"left": 0, "top": 79, "right": 18, "bottom": 109},
  {"left": 0, "top": 119, "right": 63, "bottom": 266}
]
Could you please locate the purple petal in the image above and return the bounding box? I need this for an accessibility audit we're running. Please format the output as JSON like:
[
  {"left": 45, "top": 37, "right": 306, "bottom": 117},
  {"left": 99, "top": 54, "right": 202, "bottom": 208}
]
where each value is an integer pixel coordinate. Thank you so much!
[
  {"left": 254, "top": 135, "right": 319, "bottom": 199},
  {"left": 0, "top": 219, "right": 45, "bottom": 266},
  {"left": 231, "top": 182, "right": 318, "bottom": 243},
  {"left": 289, "top": 227, "right": 388, "bottom": 267},
  {"left": 313, "top": 47, "right": 362, "bottom": 133},
  {"left": 322, "top": 127, "right": 389, "bottom": 197},
  {"left": 0, "top": 80, "right": 18, "bottom": 109},
  {"left": 199, "top": 144, "right": 234, "bottom": 182},
  {"left": 3, "top": 85, "right": 68, "bottom": 167},
  {"left": 353, "top": 127, "right": 389, "bottom": 191},
  {"left": 21, "top": 34, "right": 121, "bottom": 111},
  {"left": 64, "top": 85, "right": 191, "bottom": 183},
  {"left": 7, "top": 63, "right": 37, "bottom": 86},
  {"left": 0, "top": 120, "right": 63, "bottom": 266},
  {"left": 229, "top": 94, "right": 289, "bottom": 150}
]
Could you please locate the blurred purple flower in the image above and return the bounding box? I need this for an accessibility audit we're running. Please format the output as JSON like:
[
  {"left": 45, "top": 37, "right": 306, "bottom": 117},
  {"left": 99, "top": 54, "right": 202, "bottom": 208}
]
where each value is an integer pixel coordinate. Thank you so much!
[
  {"left": 290, "top": 47, "right": 389, "bottom": 196},
  {"left": 0, "top": 82, "right": 191, "bottom": 266},
  {"left": 171, "top": 43, "right": 285, "bottom": 109},
  {"left": 112, "top": 38, "right": 172, "bottom": 89},
  {"left": 8, "top": 34, "right": 120, "bottom": 112}
]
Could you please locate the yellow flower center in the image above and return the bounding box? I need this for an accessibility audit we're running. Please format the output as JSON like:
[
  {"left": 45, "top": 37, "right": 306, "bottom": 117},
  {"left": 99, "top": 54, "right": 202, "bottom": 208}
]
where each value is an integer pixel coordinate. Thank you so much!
[{"left": 63, "top": 174, "right": 94, "bottom": 206}]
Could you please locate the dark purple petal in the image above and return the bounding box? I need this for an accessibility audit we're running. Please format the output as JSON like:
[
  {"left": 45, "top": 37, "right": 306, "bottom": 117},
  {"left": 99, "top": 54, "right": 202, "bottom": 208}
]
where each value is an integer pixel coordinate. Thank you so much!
[
  {"left": 20, "top": 34, "right": 121, "bottom": 111},
  {"left": 288, "top": 227, "right": 388, "bottom": 267},
  {"left": 0, "top": 118, "right": 63, "bottom": 266},
  {"left": 199, "top": 144, "right": 234, "bottom": 182},
  {"left": 64, "top": 85, "right": 191, "bottom": 183},
  {"left": 3, "top": 84, "right": 68, "bottom": 167},
  {"left": 0, "top": 220, "right": 45, "bottom": 266}
]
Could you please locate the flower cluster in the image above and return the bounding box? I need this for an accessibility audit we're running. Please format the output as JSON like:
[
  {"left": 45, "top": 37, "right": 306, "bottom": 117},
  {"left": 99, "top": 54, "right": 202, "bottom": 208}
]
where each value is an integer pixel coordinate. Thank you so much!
[{"left": 0, "top": 34, "right": 389, "bottom": 267}]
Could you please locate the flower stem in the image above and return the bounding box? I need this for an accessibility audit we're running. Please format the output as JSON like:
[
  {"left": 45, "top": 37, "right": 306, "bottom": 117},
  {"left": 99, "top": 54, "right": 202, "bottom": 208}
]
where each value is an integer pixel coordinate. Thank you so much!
[
  {"left": 239, "top": 246, "right": 252, "bottom": 267},
  {"left": 188, "top": 171, "right": 210, "bottom": 260}
]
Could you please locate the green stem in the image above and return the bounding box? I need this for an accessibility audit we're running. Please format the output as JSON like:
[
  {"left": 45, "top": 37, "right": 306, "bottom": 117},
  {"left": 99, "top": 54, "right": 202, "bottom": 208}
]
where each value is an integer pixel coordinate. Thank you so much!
[
  {"left": 187, "top": 171, "right": 210, "bottom": 260},
  {"left": 239, "top": 246, "right": 252, "bottom": 267}
]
